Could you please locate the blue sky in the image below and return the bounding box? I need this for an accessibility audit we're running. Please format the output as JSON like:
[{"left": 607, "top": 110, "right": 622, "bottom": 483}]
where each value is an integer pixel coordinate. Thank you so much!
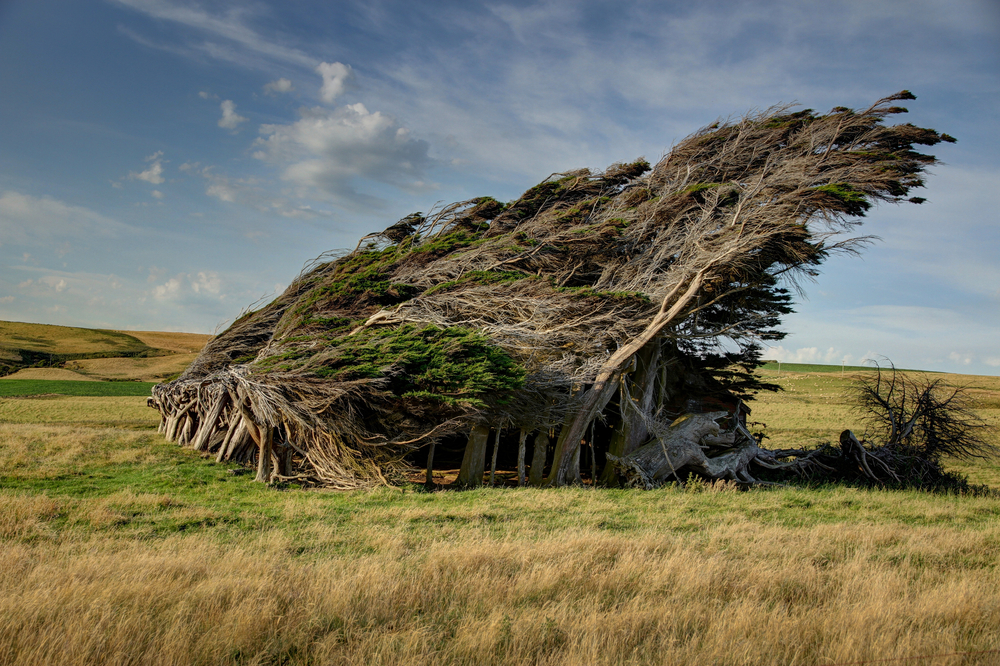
[{"left": 0, "top": 0, "right": 997, "bottom": 375}]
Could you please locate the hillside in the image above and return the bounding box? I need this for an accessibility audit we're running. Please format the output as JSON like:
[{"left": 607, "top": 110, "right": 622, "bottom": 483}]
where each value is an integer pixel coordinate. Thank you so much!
[{"left": 0, "top": 320, "right": 211, "bottom": 382}]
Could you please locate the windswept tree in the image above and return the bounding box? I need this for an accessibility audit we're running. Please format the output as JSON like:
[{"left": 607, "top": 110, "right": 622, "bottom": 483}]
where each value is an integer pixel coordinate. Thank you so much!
[{"left": 150, "top": 92, "right": 959, "bottom": 488}]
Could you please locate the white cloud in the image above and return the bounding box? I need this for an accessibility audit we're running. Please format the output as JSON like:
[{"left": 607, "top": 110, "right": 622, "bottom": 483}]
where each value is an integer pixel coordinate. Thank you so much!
[
  {"left": 0, "top": 296, "right": 14, "bottom": 304},
  {"left": 153, "top": 276, "right": 183, "bottom": 300},
  {"left": 191, "top": 271, "right": 221, "bottom": 294},
  {"left": 764, "top": 345, "right": 854, "bottom": 365},
  {"left": 152, "top": 272, "right": 225, "bottom": 302},
  {"left": 264, "top": 78, "right": 294, "bottom": 94},
  {"left": 151, "top": 190, "right": 164, "bottom": 199},
  {"left": 985, "top": 357, "right": 1000, "bottom": 368},
  {"left": 254, "top": 103, "right": 433, "bottom": 207},
  {"left": 205, "top": 182, "right": 238, "bottom": 203},
  {"left": 128, "top": 151, "right": 166, "bottom": 184},
  {"left": 316, "top": 62, "right": 353, "bottom": 103},
  {"left": 948, "top": 351, "right": 973, "bottom": 365},
  {"left": 218, "top": 100, "right": 248, "bottom": 130}
]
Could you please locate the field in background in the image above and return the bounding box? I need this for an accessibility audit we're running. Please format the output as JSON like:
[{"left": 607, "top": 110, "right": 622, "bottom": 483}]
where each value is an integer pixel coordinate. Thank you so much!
[
  {"left": 0, "top": 320, "right": 211, "bottom": 383},
  {"left": 0, "top": 331, "right": 999, "bottom": 664}
]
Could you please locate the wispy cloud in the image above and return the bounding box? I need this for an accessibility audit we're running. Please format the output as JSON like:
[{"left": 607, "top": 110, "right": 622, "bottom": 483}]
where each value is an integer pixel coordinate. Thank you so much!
[
  {"left": 0, "top": 191, "right": 132, "bottom": 246},
  {"left": 111, "top": 0, "right": 318, "bottom": 69}
]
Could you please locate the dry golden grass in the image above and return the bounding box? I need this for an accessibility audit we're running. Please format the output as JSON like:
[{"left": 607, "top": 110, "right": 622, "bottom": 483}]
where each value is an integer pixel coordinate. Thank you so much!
[
  {"left": 0, "top": 368, "right": 100, "bottom": 381},
  {"left": 65, "top": 352, "right": 200, "bottom": 382},
  {"left": 0, "top": 508, "right": 998, "bottom": 665},
  {"left": 114, "top": 330, "right": 212, "bottom": 354},
  {"left": 0, "top": 424, "right": 159, "bottom": 480}
]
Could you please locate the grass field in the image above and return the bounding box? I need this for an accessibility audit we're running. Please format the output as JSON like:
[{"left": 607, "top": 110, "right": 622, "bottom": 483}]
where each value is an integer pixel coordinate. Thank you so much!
[
  {"left": 0, "top": 380, "right": 158, "bottom": 397},
  {"left": 0, "top": 364, "right": 998, "bottom": 664},
  {"left": 0, "top": 321, "right": 152, "bottom": 356},
  {"left": 0, "top": 320, "right": 212, "bottom": 382}
]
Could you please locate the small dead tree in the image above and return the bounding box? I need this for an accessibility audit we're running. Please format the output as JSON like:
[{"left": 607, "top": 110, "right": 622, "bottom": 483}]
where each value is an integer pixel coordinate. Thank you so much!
[{"left": 844, "top": 362, "right": 996, "bottom": 485}]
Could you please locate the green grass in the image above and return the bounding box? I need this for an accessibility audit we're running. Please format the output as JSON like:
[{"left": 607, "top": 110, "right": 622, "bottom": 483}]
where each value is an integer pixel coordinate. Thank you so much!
[
  {"left": 2, "top": 424, "right": 998, "bottom": 547},
  {"left": 0, "top": 380, "right": 157, "bottom": 397}
]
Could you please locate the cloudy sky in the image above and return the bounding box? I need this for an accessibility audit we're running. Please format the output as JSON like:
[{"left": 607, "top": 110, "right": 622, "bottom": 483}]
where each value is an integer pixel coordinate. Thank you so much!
[{"left": 0, "top": 0, "right": 997, "bottom": 374}]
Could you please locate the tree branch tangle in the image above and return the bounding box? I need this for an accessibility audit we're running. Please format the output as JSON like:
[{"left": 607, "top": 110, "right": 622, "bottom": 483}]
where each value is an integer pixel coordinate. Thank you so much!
[{"left": 150, "top": 92, "right": 961, "bottom": 488}]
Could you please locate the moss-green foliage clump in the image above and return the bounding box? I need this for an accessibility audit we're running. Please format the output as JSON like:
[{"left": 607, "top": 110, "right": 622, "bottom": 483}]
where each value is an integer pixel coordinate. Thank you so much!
[{"left": 308, "top": 324, "right": 525, "bottom": 405}]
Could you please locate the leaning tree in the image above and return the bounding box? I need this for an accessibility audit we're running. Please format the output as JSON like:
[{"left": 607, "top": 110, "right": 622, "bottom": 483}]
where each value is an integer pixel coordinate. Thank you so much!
[{"left": 150, "top": 92, "right": 960, "bottom": 488}]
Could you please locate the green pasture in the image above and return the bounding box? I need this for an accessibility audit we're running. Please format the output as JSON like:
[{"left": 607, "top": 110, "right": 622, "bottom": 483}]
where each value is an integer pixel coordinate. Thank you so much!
[
  {"left": 0, "top": 380, "right": 157, "bottom": 397},
  {"left": 0, "top": 365, "right": 997, "bottom": 546}
]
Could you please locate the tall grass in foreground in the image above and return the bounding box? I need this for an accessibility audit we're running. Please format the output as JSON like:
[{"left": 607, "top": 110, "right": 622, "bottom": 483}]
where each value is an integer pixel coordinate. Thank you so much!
[
  {"left": 1, "top": 509, "right": 998, "bottom": 665},
  {"left": 0, "top": 376, "right": 999, "bottom": 665}
]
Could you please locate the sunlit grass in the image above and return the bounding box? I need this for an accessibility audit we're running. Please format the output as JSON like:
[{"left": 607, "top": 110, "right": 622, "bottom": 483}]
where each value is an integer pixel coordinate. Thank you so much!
[{"left": 0, "top": 368, "right": 998, "bottom": 664}]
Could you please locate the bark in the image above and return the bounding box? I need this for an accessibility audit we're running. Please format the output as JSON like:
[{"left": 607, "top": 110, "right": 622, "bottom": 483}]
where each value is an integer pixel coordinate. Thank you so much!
[
  {"left": 457, "top": 424, "right": 491, "bottom": 488},
  {"left": 607, "top": 411, "right": 761, "bottom": 488},
  {"left": 255, "top": 425, "right": 274, "bottom": 483},
  {"left": 517, "top": 429, "right": 528, "bottom": 487},
  {"left": 192, "top": 391, "right": 229, "bottom": 452},
  {"left": 600, "top": 339, "right": 661, "bottom": 486},
  {"left": 529, "top": 430, "right": 548, "bottom": 486},
  {"left": 489, "top": 428, "right": 501, "bottom": 487},
  {"left": 425, "top": 440, "right": 436, "bottom": 486}
]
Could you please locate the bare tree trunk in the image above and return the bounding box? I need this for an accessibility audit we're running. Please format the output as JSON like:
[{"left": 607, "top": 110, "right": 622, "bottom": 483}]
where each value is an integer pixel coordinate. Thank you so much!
[
  {"left": 529, "top": 430, "right": 548, "bottom": 486},
  {"left": 517, "top": 429, "right": 528, "bottom": 487},
  {"left": 192, "top": 391, "right": 229, "bottom": 452},
  {"left": 457, "top": 425, "right": 490, "bottom": 488},
  {"left": 601, "top": 340, "right": 661, "bottom": 485},
  {"left": 425, "top": 440, "right": 436, "bottom": 486},
  {"left": 489, "top": 427, "right": 501, "bottom": 487},
  {"left": 548, "top": 271, "right": 709, "bottom": 485},
  {"left": 255, "top": 426, "right": 274, "bottom": 483}
]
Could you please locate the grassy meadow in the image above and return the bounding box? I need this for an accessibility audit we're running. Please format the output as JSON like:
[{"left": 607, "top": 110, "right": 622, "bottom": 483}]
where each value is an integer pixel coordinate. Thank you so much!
[
  {"left": 0, "top": 321, "right": 211, "bottom": 383},
  {"left": 1, "top": 358, "right": 999, "bottom": 664}
]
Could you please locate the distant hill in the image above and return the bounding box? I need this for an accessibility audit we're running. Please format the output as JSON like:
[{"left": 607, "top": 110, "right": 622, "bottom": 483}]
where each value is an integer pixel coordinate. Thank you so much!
[
  {"left": 0, "top": 320, "right": 211, "bottom": 382},
  {"left": 758, "top": 361, "right": 936, "bottom": 374}
]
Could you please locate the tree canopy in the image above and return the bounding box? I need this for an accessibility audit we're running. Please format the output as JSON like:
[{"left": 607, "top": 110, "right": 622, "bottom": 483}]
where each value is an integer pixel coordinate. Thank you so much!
[{"left": 150, "top": 92, "right": 958, "bottom": 488}]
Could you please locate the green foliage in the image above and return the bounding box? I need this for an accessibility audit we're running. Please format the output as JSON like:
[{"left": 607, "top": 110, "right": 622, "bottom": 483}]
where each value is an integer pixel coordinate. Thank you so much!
[
  {"left": 422, "top": 270, "right": 530, "bottom": 297},
  {"left": 309, "top": 324, "right": 525, "bottom": 404},
  {"left": 811, "top": 183, "right": 872, "bottom": 216}
]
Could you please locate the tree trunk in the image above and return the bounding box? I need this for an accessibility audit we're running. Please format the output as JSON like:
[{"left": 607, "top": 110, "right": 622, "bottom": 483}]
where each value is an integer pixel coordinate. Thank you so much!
[
  {"left": 517, "top": 429, "right": 528, "bottom": 486},
  {"left": 548, "top": 271, "right": 709, "bottom": 485},
  {"left": 529, "top": 430, "right": 548, "bottom": 486},
  {"left": 192, "top": 391, "right": 229, "bottom": 452},
  {"left": 457, "top": 425, "right": 490, "bottom": 488},
  {"left": 600, "top": 339, "right": 661, "bottom": 486},
  {"left": 489, "top": 428, "right": 500, "bottom": 487},
  {"left": 255, "top": 425, "right": 274, "bottom": 483},
  {"left": 607, "top": 411, "right": 760, "bottom": 488},
  {"left": 425, "top": 440, "right": 436, "bottom": 486}
]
